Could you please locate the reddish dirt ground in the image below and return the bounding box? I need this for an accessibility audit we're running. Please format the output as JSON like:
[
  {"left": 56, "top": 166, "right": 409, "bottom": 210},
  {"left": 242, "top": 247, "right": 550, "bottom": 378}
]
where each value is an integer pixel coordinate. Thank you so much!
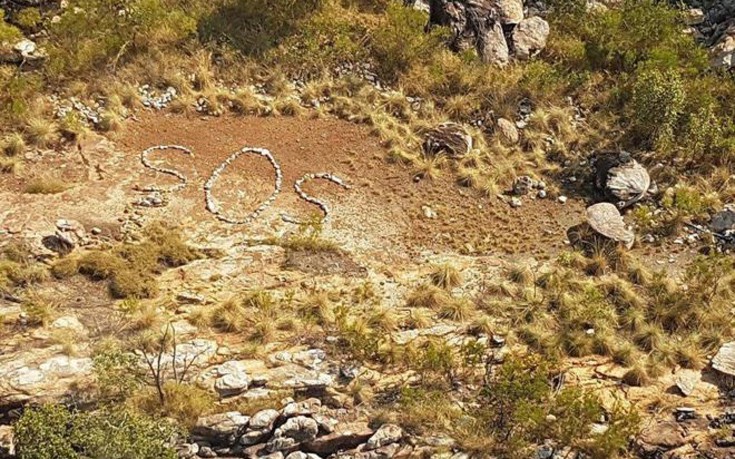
[{"left": 118, "top": 112, "right": 585, "bottom": 258}]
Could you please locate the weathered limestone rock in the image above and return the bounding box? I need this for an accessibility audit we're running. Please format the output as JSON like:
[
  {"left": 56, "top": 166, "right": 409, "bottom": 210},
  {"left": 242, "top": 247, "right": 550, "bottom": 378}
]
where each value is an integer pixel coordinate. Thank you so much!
[
  {"left": 249, "top": 408, "right": 281, "bottom": 430},
  {"left": 273, "top": 416, "right": 319, "bottom": 443},
  {"left": 493, "top": 0, "right": 523, "bottom": 24},
  {"left": 711, "top": 24, "right": 735, "bottom": 70},
  {"left": 713, "top": 342, "right": 735, "bottom": 377},
  {"left": 586, "top": 203, "right": 635, "bottom": 249},
  {"left": 511, "top": 17, "right": 550, "bottom": 60},
  {"left": 366, "top": 424, "right": 404, "bottom": 450},
  {"left": 213, "top": 360, "right": 251, "bottom": 397},
  {"left": 594, "top": 151, "right": 651, "bottom": 208},
  {"left": 636, "top": 420, "right": 687, "bottom": 454},
  {"left": 496, "top": 117, "right": 519, "bottom": 144},
  {"left": 478, "top": 21, "right": 510, "bottom": 65},
  {"left": 675, "top": 369, "right": 701, "bottom": 397},
  {"left": 303, "top": 422, "right": 374, "bottom": 455},
  {"left": 192, "top": 412, "right": 250, "bottom": 445}
]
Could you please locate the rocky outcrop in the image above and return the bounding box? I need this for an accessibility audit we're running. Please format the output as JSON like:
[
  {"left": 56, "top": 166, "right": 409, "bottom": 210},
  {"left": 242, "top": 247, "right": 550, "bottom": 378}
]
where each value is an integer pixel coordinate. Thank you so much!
[
  {"left": 180, "top": 399, "right": 411, "bottom": 459},
  {"left": 426, "top": 0, "right": 550, "bottom": 64}
]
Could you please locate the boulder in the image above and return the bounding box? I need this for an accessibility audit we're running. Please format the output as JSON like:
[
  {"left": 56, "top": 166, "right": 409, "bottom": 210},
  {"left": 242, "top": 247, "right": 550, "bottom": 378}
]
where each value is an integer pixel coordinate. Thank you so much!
[
  {"left": 594, "top": 151, "right": 650, "bottom": 208},
  {"left": 493, "top": 0, "right": 523, "bottom": 24},
  {"left": 303, "top": 422, "right": 374, "bottom": 455},
  {"left": 711, "top": 24, "right": 735, "bottom": 70},
  {"left": 636, "top": 420, "right": 686, "bottom": 453},
  {"left": 273, "top": 416, "right": 319, "bottom": 443},
  {"left": 192, "top": 412, "right": 250, "bottom": 445},
  {"left": 675, "top": 369, "right": 701, "bottom": 397},
  {"left": 586, "top": 203, "right": 635, "bottom": 249},
  {"left": 496, "top": 117, "right": 519, "bottom": 144},
  {"left": 366, "top": 424, "right": 403, "bottom": 450},
  {"left": 512, "top": 17, "right": 550, "bottom": 60},
  {"left": 213, "top": 360, "right": 251, "bottom": 397},
  {"left": 710, "top": 205, "right": 735, "bottom": 234},
  {"left": 477, "top": 21, "right": 510, "bottom": 65},
  {"left": 423, "top": 122, "right": 473, "bottom": 158},
  {"left": 713, "top": 342, "right": 735, "bottom": 377},
  {"left": 249, "top": 408, "right": 280, "bottom": 430}
]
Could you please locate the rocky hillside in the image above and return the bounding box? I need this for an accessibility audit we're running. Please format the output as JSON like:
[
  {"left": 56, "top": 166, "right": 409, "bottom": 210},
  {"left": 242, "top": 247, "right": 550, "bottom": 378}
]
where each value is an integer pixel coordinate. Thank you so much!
[{"left": 3, "top": 1, "right": 735, "bottom": 459}]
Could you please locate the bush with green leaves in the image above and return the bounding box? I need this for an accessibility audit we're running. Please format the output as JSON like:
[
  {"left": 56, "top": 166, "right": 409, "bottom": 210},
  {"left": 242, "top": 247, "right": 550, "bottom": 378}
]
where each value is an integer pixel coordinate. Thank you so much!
[
  {"left": 629, "top": 67, "right": 685, "bottom": 151},
  {"left": 14, "top": 404, "right": 178, "bottom": 459}
]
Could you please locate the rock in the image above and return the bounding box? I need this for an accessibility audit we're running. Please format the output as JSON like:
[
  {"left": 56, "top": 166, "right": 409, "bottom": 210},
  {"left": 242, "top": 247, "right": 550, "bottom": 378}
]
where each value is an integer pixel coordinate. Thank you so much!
[
  {"left": 711, "top": 24, "right": 735, "bottom": 70},
  {"left": 423, "top": 122, "right": 473, "bottom": 158},
  {"left": 0, "top": 425, "right": 14, "bottom": 458},
  {"left": 422, "top": 205, "right": 437, "bottom": 219},
  {"left": 685, "top": 8, "right": 705, "bottom": 26},
  {"left": 512, "top": 17, "right": 550, "bottom": 60},
  {"left": 249, "top": 408, "right": 280, "bottom": 430},
  {"left": 478, "top": 21, "right": 510, "bottom": 65},
  {"left": 637, "top": 420, "right": 686, "bottom": 452},
  {"left": 192, "top": 412, "right": 250, "bottom": 445},
  {"left": 675, "top": 407, "right": 696, "bottom": 422},
  {"left": 50, "top": 316, "right": 86, "bottom": 335},
  {"left": 303, "top": 422, "right": 374, "bottom": 455},
  {"left": 176, "top": 292, "right": 205, "bottom": 304},
  {"left": 273, "top": 416, "right": 319, "bottom": 443},
  {"left": 674, "top": 369, "right": 701, "bottom": 397},
  {"left": 510, "top": 197, "right": 522, "bottom": 208},
  {"left": 594, "top": 151, "right": 650, "bottom": 208},
  {"left": 713, "top": 342, "right": 735, "bottom": 377},
  {"left": 493, "top": 0, "right": 523, "bottom": 24},
  {"left": 366, "top": 424, "right": 403, "bottom": 450},
  {"left": 558, "top": 195, "right": 568, "bottom": 204},
  {"left": 496, "top": 117, "right": 519, "bottom": 144},
  {"left": 282, "top": 398, "right": 321, "bottom": 418},
  {"left": 512, "top": 175, "right": 537, "bottom": 196},
  {"left": 213, "top": 360, "right": 251, "bottom": 397},
  {"left": 13, "top": 39, "right": 36, "bottom": 57},
  {"left": 710, "top": 204, "right": 735, "bottom": 234},
  {"left": 239, "top": 428, "right": 270, "bottom": 446},
  {"left": 586, "top": 203, "right": 635, "bottom": 249}
]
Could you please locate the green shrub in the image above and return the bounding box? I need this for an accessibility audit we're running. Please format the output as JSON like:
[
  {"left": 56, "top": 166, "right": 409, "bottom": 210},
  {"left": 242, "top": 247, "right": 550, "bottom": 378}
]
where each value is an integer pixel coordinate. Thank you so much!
[
  {"left": 369, "top": 2, "right": 447, "bottom": 82},
  {"left": 0, "top": 10, "right": 22, "bottom": 42},
  {"left": 15, "top": 404, "right": 178, "bottom": 459},
  {"left": 199, "top": 0, "right": 322, "bottom": 56},
  {"left": 14, "top": 8, "right": 41, "bottom": 29},
  {"left": 629, "top": 67, "right": 685, "bottom": 151},
  {"left": 14, "top": 404, "right": 76, "bottom": 459}
]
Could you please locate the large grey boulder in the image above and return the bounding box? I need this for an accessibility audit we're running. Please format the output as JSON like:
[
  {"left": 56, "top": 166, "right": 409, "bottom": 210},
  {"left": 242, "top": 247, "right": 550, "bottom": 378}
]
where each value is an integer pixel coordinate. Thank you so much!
[
  {"left": 594, "top": 151, "right": 650, "bottom": 208},
  {"left": 493, "top": 0, "right": 523, "bottom": 24},
  {"left": 586, "top": 203, "right": 635, "bottom": 249},
  {"left": 478, "top": 21, "right": 510, "bottom": 65},
  {"left": 192, "top": 412, "right": 250, "bottom": 445},
  {"left": 512, "top": 16, "right": 550, "bottom": 60}
]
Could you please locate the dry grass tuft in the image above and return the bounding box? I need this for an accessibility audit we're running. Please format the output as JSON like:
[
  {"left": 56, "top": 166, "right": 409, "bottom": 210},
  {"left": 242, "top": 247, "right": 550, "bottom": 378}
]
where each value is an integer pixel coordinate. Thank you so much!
[
  {"left": 24, "top": 176, "right": 68, "bottom": 194},
  {"left": 406, "top": 284, "right": 453, "bottom": 310},
  {"left": 429, "top": 263, "right": 463, "bottom": 290},
  {"left": 25, "top": 117, "right": 58, "bottom": 148}
]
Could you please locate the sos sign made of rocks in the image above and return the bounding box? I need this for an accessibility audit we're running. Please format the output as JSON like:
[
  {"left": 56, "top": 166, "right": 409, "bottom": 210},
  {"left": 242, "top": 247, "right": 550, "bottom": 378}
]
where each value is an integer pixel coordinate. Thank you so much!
[{"left": 137, "top": 145, "right": 351, "bottom": 225}]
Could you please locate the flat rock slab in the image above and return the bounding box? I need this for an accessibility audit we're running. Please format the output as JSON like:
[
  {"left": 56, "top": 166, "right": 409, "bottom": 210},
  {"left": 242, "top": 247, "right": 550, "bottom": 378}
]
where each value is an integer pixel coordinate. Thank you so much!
[
  {"left": 713, "top": 341, "right": 735, "bottom": 377},
  {"left": 586, "top": 203, "right": 635, "bottom": 248}
]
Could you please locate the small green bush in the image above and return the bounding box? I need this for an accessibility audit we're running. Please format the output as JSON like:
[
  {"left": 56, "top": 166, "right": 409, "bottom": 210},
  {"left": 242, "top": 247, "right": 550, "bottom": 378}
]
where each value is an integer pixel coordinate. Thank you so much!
[
  {"left": 629, "top": 67, "right": 685, "bottom": 151},
  {"left": 369, "top": 3, "right": 447, "bottom": 82},
  {"left": 14, "top": 404, "right": 179, "bottom": 459}
]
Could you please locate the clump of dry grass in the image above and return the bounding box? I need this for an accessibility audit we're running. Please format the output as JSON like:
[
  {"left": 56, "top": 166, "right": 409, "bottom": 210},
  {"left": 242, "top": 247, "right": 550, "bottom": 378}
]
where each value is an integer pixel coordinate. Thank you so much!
[
  {"left": 622, "top": 364, "right": 650, "bottom": 386},
  {"left": 24, "top": 176, "right": 68, "bottom": 194},
  {"left": 25, "top": 117, "right": 58, "bottom": 148},
  {"left": 506, "top": 264, "right": 534, "bottom": 286},
  {"left": 438, "top": 297, "right": 475, "bottom": 321},
  {"left": 406, "top": 284, "right": 453, "bottom": 309},
  {"left": 429, "top": 263, "right": 463, "bottom": 290},
  {"left": 2, "top": 133, "right": 25, "bottom": 157}
]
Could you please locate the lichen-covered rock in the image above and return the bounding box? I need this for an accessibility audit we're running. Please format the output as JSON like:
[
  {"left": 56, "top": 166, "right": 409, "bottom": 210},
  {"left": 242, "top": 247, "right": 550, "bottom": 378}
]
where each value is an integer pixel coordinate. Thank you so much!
[
  {"left": 710, "top": 205, "right": 735, "bottom": 234},
  {"left": 512, "top": 17, "right": 550, "bottom": 60},
  {"left": 273, "top": 416, "right": 319, "bottom": 443},
  {"left": 366, "top": 424, "right": 403, "bottom": 450},
  {"left": 249, "top": 408, "right": 280, "bottom": 430},
  {"left": 496, "top": 117, "right": 519, "bottom": 144},
  {"left": 478, "top": 21, "right": 510, "bottom": 65},
  {"left": 493, "top": 0, "right": 523, "bottom": 24}
]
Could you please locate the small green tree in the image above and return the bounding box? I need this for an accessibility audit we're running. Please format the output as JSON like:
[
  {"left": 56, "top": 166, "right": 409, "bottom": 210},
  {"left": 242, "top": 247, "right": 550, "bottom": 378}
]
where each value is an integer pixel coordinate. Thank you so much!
[{"left": 630, "top": 67, "right": 685, "bottom": 151}]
